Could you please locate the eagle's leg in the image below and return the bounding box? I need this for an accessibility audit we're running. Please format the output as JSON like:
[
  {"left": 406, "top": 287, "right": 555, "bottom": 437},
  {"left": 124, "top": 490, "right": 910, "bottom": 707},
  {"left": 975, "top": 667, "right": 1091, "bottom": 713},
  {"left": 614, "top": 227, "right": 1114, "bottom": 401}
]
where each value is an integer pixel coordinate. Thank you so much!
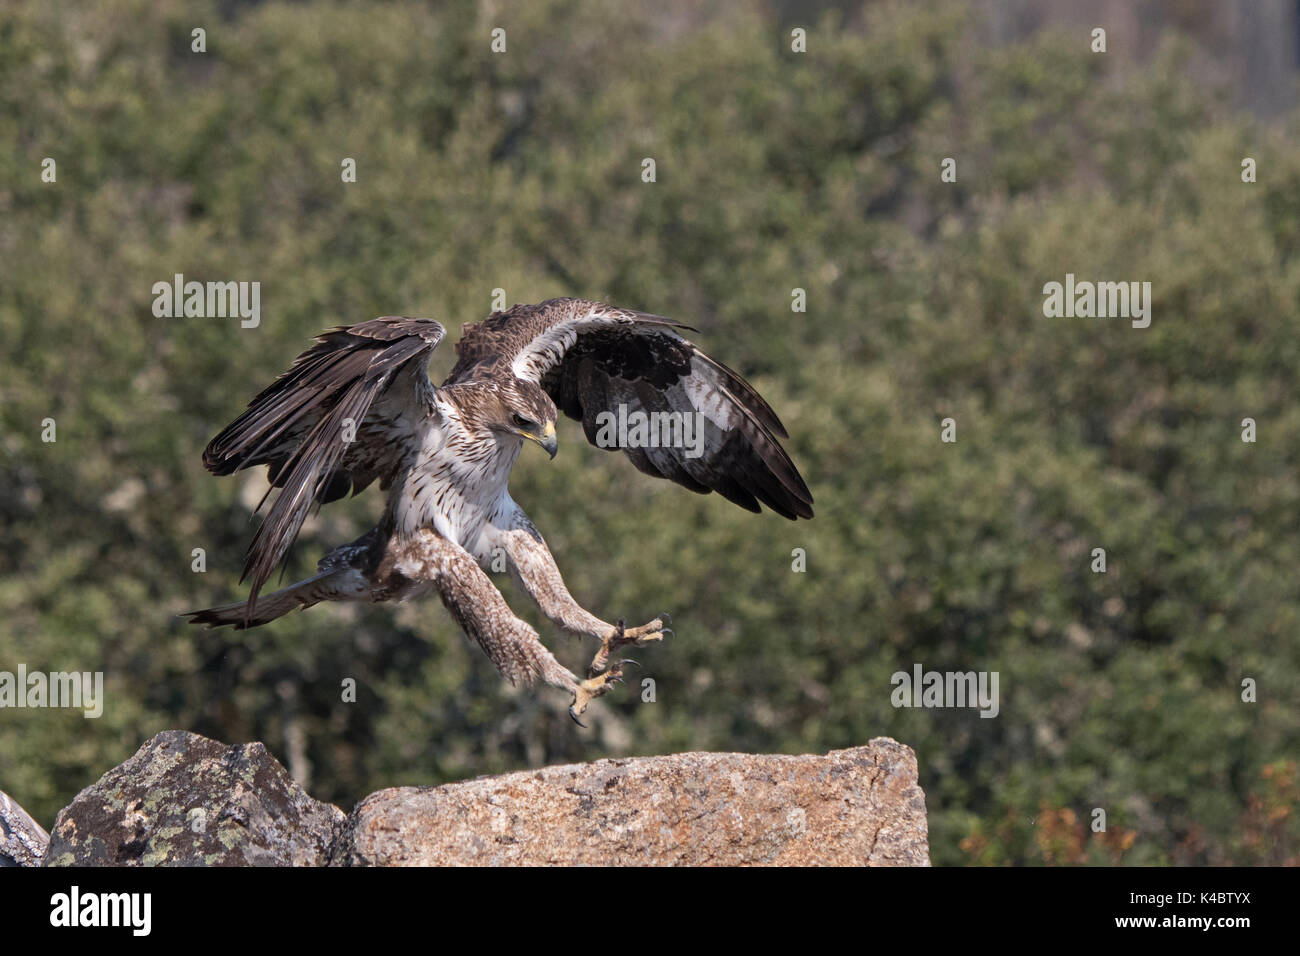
[
  {"left": 394, "top": 530, "right": 585, "bottom": 702},
  {"left": 495, "top": 519, "right": 671, "bottom": 677}
]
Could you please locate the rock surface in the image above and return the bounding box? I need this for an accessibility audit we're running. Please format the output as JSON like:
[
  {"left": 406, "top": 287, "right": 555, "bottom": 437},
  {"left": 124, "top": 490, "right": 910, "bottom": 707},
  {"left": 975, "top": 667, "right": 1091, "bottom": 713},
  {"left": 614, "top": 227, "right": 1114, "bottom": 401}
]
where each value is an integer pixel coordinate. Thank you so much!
[
  {"left": 29, "top": 732, "right": 928, "bottom": 866},
  {"left": 333, "top": 737, "right": 929, "bottom": 866},
  {"left": 1, "top": 790, "right": 50, "bottom": 866},
  {"left": 42, "top": 730, "right": 345, "bottom": 866}
]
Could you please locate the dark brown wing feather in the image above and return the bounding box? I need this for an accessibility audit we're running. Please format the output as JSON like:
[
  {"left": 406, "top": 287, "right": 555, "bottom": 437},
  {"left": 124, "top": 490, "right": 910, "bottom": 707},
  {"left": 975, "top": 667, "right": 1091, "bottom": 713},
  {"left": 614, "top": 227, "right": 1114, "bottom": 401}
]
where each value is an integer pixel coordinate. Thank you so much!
[
  {"left": 449, "top": 298, "right": 813, "bottom": 519},
  {"left": 203, "top": 317, "right": 445, "bottom": 614}
]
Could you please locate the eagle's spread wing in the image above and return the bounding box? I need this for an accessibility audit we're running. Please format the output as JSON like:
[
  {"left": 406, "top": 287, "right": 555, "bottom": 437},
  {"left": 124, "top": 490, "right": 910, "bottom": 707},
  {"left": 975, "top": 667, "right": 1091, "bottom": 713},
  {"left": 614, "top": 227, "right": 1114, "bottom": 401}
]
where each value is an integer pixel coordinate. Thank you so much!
[
  {"left": 447, "top": 298, "right": 813, "bottom": 519},
  {"left": 203, "top": 317, "right": 445, "bottom": 611}
]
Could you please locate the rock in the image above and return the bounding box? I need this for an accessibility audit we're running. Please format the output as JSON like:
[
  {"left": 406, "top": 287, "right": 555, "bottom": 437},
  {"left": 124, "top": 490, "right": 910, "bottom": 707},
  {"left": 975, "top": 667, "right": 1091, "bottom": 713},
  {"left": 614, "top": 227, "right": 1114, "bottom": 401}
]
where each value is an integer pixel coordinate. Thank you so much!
[
  {"left": 33, "top": 732, "right": 928, "bottom": 867},
  {"left": 0, "top": 790, "right": 50, "bottom": 867},
  {"left": 42, "top": 730, "right": 345, "bottom": 866},
  {"left": 333, "top": 737, "right": 928, "bottom": 866}
]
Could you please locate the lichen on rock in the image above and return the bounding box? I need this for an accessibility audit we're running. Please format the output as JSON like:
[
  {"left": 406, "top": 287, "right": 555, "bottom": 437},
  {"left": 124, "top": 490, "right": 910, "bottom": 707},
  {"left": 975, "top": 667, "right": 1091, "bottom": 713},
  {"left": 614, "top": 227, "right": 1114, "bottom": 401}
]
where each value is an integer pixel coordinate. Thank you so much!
[{"left": 42, "top": 730, "right": 345, "bottom": 867}]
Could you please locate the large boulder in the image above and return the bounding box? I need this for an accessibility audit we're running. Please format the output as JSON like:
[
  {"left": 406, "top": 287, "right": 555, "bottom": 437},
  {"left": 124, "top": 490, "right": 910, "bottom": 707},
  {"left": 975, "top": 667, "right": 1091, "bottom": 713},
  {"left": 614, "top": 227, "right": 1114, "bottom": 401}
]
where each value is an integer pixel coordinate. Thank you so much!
[
  {"left": 333, "top": 737, "right": 928, "bottom": 866},
  {"left": 34, "top": 732, "right": 928, "bottom": 866},
  {"left": 42, "top": 730, "right": 345, "bottom": 866}
]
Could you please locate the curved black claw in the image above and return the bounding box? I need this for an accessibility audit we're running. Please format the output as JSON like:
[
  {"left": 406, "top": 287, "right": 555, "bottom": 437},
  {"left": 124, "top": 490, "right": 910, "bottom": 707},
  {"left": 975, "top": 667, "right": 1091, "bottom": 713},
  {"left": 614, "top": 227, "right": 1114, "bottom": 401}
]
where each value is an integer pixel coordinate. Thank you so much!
[
  {"left": 607, "top": 659, "right": 639, "bottom": 686},
  {"left": 660, "top": 611, "right": 672, "bottom": 625},
  {"left": 569, "top": 705, "right": 587, "bottom": 728},
  {"left": 660, "top": 628, "right": 674, "bottom": 640}
]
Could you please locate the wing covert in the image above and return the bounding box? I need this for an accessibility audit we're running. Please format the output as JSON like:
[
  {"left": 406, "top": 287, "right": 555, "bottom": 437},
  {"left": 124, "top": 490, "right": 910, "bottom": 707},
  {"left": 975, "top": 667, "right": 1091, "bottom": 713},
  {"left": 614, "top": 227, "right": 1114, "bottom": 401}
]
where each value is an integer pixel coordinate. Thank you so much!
[{"left": 449, "top": 299, "right": 813, "bottom": 519}]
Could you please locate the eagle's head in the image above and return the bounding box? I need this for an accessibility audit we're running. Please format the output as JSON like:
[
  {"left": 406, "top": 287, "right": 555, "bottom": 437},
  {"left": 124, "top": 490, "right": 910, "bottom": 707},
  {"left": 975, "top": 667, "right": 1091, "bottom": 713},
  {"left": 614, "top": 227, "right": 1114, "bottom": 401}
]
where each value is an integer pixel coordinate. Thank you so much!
[{"left": 482, "top": 379, "right": 559, "bottom": 459}]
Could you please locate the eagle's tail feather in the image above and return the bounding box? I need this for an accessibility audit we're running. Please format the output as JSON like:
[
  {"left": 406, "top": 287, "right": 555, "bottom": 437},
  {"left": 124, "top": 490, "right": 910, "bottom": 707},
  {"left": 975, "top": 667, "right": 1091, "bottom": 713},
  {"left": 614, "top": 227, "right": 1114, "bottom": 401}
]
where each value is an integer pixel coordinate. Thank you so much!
[{"left": 183, "top": 571, "right": 342, "bottom": 630}]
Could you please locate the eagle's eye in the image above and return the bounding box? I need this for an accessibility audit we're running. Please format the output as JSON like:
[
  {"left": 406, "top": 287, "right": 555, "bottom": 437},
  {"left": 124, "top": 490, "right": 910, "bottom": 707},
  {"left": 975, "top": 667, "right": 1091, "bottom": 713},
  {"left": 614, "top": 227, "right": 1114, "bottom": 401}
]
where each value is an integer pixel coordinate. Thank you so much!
[{"left": 511, "top": 413, "right": 531, "bottom": 430}]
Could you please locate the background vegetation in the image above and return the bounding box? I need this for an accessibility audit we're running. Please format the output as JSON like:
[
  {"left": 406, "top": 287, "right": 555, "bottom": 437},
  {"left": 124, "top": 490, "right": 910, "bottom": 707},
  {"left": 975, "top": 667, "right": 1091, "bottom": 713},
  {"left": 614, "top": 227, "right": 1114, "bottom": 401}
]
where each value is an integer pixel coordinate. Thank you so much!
[{"left": 2, "top": 0, "right": 1297, "bottom": 865}]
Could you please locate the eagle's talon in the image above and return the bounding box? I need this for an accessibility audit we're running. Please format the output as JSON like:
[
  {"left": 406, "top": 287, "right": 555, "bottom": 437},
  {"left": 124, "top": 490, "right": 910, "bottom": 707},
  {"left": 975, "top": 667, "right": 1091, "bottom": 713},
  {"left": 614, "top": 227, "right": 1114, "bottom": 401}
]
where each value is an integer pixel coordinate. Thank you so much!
[
  {"left": 602, "top": 659, "right": 637, "bottom": 685},
  {"left": 570, "top": 660, "right": 634, "bottom": 724},
  {"left": 589, "top": 617, "right": 665, "bottom": 675}
]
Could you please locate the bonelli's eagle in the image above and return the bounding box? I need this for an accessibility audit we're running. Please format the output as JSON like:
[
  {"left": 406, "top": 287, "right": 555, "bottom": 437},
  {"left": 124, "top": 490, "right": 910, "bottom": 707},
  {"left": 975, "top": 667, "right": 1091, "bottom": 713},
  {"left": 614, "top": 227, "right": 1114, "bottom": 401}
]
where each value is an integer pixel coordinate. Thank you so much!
[{"left": 187, "top": 298, "right": 813, "bottom": 722}]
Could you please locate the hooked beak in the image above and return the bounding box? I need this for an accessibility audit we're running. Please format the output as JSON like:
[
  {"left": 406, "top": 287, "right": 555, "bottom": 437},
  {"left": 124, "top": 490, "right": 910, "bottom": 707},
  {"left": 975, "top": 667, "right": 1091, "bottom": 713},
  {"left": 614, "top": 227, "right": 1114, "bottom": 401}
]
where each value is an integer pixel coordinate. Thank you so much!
[{"left": 529, "top": 421, "right": 558, "bottom": 459}]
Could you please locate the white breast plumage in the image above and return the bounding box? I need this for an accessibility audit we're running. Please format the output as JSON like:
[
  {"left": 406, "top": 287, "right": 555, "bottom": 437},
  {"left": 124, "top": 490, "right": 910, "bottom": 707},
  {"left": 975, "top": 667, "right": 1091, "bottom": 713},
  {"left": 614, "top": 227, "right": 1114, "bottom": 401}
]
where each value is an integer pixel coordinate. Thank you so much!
[{"left": 397, "top": 399, "right": 520, "bottom": 556}]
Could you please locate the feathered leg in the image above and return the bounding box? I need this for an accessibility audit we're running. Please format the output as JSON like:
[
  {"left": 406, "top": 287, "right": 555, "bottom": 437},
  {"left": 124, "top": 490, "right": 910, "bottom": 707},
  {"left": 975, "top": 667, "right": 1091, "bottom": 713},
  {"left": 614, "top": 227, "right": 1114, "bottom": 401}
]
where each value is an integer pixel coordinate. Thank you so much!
[
  {"left": 490, "top": 515, "right": 670, "bottom": 677},
  {"left": 394, "top": 529, "right": 627, "bottom": 723}
]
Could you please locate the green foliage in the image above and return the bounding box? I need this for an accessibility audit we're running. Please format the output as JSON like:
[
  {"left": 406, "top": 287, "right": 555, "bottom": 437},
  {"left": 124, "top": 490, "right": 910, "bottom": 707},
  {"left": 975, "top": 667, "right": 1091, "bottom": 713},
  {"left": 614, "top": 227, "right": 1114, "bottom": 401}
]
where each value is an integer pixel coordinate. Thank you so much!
[{"left": 1, "top": 0, "right": 1296, "bottom": 865}]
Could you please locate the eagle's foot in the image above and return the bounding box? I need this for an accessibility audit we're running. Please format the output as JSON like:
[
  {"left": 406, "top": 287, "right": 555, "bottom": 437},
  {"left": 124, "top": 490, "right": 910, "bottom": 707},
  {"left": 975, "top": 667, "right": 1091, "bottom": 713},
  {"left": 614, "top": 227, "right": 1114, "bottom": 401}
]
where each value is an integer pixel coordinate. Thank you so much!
[
  {"left": 569, "top": 659, "right": 638, "bottom": 727},
  {"left": 589, "top": 614, "right": 671, "bottom": 675}
]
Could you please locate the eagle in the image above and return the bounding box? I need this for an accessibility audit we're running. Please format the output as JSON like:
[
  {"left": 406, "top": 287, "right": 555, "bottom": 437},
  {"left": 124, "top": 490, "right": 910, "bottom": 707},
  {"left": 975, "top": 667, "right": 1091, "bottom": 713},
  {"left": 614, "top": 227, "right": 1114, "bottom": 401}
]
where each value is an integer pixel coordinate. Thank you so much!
[{"left": 186, "top": 298, "right": 813, "bottom": 723}]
